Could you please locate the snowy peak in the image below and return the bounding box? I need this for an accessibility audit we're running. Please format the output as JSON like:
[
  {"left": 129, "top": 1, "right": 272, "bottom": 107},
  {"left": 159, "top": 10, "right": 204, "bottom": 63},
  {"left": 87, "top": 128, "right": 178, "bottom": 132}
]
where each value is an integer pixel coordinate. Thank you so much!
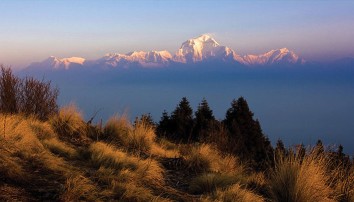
[
  {"left": 173, "top": 34, "right": 242, "bottom": 63},
  {"left": 96, "top": 50, "right": 172, "bottom": 68},
  {"left": 59, "top": 57, "right": 86, "bottom": 67},
  {"left": 28, "top": 34, "right": 306, "bottom": 70},
  {"left": 243, "top": 48, "right": 304, "bottom": 66},
  {"left": 29, "top": 56, "right": 86, "bottom": 70},
  {"left": 195, "top": 34, "right": 219, "bottom": 44}
]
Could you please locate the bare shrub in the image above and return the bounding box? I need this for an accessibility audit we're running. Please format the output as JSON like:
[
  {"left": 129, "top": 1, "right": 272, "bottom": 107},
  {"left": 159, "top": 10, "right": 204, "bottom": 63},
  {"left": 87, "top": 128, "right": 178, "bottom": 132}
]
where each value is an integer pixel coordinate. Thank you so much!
[
  {"left": 0, "top": 65, "right": 58, "bottom": 120},
  {"left": 0, "top": 66, "right": 21, "bottom": 113},
  {"left": 20, "top": 77, "right": 58, "bottom": 120}
]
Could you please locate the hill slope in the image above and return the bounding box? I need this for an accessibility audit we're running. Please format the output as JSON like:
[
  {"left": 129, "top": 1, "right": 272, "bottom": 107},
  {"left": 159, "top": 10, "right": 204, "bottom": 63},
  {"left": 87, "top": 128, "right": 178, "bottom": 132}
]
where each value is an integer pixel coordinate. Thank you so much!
[{"left": 0, "top": 107, "right": 353, "bottom": 201}]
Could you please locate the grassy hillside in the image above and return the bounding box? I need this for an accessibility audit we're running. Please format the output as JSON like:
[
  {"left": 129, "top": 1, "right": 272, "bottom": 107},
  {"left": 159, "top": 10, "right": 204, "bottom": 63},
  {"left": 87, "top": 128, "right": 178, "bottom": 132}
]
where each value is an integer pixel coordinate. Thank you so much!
[{"left": 0, "top": 105, "right": 353, "bottom": 201}]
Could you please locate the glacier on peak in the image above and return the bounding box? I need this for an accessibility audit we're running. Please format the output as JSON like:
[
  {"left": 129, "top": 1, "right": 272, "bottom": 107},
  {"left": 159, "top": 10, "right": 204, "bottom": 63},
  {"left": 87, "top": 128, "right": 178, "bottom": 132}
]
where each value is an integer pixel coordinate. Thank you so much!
[
  {"left": 243, "top": 48, "right": 303, "bottom": 65},
  {"left": 173, "top": 34, "right": 243, "bottom": 63},
  {"left": 96, "top": 50, "right": 172, "bottom": 68},
  {"left": 29, "top": 56, "right": 86, "bottom": 70}
]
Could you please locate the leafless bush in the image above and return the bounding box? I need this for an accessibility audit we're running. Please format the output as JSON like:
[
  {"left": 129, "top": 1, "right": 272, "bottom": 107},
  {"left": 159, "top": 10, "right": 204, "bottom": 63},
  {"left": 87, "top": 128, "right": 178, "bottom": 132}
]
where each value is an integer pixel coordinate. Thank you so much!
[
  {"left": 20, "top": 77, "right": 58, "bottom": 120},
  {"left": 0, "top": 66, "right": 21, "bottom": 113},
  {"left": 0, "top": 65, "right": 58, "bottom": 120}
]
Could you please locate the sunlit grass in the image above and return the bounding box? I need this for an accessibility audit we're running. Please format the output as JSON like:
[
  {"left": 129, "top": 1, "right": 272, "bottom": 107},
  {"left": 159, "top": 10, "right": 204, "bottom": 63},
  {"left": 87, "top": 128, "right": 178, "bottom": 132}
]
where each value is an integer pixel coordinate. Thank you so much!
[
  {"left": 103, "top": 115, "right": 159, "bottom": 155},
  {"left": 42, "top": 138, "right": 78, "bottom": 158},
  {"left": 181, "top": 143, "right": 242, "bottom": 174},
  {"left": 90, "top": 142, "right": 167, "bottom": 201},
  {"left": 88, "top": 142, "right": 164, "bottom": 186},
  {"left": 201, "top": 183, "right": 265, "bottom": 202},
  {"left": 0, "top": 110, "right": 352, "bottom": 202},
  {"left": 49, "top": 104, "right": 87, "bottom": 139},
  {"left": 60, "top": 175, "right": 98, "bottom": 202},
  {"left": 189, "top": 172, "right": 242, "bottom": 194},
  {"left": 269, "top": 148, "right": 335, "bottom": 202}
]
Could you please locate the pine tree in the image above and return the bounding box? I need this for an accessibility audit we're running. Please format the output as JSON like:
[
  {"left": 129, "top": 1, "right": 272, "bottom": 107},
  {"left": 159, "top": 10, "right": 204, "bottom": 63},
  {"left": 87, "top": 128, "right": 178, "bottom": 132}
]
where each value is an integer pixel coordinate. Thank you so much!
[
  {"left": 135, "top": 113, "right": 155, "bottom": 128},
  {"left": 223, "top": 97, "right": 273, "bottom": 170},
  {"left": 170, "top": 97, "right": 194, "bottom": 142},
  {"left": 156, "top": 110, "right": 171, "bottom": 138},
  {"left": 193, "top": 98, "right": 216, "bottom": 141}
]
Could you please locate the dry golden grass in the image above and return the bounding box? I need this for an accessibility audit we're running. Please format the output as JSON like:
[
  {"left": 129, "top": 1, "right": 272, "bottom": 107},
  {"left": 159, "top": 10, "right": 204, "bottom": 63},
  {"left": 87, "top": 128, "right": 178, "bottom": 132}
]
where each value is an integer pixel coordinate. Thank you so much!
[
  {"left": 103, "top": 115, "right": 131, "bottom": 141},
  {"left": 269, "top": 149, "right": 335, "bottom": 202},
  {"left": 181, "top": 144, "right": 243, "bottom": 174},
  {"left": 89, "top": 142, "right": 138, "bottom": 170},
  {"left": 119, "top": 182, "right": 155, "bottom": 201},
  {"left": 0, "top": 184, "right": 32, "bottom": 201},
  {"left": 60, "top": 175, "right": 98, "bottom": 202},
  {"left": 201, "top": 183, "right": 265, "bottom": 202},
  {"left": 136, "top": 157, "right": 165, "bottom": 186},
  {"left": 189, "top": 172, "right": 242, "bottom": 194},
  {"left": 49, "top": 104, "right": 87, "bottom": 138},
  {"left": 0, "top": 114, "right": 78, "bottom": 177},
  {"left": 0, "top": 114, "right": 45, "bottom": 157},
  {"left": 89, "top": 142, "right": 164, "bottom": 186},
  {"left": 103, "top": 115, "right": 158, "bottom": 155},
  {"left": 157, "top": 138, "right": 179, "bottom": 151},
  {"left": 1, "top": 111, "right": 352, "bottom": 202},
  {"left": 95, "top": 167, "right": 141, "bottom": 200},
  {"left": 150, "top": 143, "right": 180, "bottom": 158},
  {"left": 331, "top": 164, "right": 354, "bottom": 201},
  {"left": 28, "top": 118, "right": 57, "bottom": 140},
  {"left": 42, "top": 138, "right": 78, "bottom": 158},
  {"left": 128, "top": 120, "right": 156, "bottom": 153},
  {"left": 0, "top": 153, "right": 26, "bottom": 182},
  {"left": 94, "top": 162, "right": 164, "bottom": 201}
]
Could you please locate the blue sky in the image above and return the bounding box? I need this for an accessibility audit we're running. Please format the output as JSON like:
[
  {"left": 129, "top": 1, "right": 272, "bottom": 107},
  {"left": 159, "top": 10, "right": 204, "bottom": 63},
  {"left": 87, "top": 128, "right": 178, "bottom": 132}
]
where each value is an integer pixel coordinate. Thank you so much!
[{"left": 0, "top": 0, "right": 354, "bottom": 68}]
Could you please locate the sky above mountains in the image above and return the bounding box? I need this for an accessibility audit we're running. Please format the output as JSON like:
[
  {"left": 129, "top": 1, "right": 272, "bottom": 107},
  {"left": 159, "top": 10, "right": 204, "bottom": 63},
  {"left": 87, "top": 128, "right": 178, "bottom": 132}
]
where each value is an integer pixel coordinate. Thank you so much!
[{"left": 1, "top": 0, "right": 354, "bottom": 69}]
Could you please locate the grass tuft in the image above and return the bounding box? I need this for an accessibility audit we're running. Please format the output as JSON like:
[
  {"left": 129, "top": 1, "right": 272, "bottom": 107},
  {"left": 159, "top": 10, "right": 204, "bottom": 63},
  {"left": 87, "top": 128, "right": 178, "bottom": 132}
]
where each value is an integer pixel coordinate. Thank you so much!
[
  {"left": 103, "top": 115, "right": 131, "bottom": 141},
  {"left": 202, "top": 183, "right": 265, "bottom": 202},
  {"left": 189, "top": 172, "right": 241, "bottom": 194},
  {"left": 182, "top": 144, "right": 242, "bottom": 174},
  {"left": 269, "top": 148, "right": 335, "bottom": 202},
  {"left": 103, "top": 115, "right": 157, "bottom": 155},
  {"left": 49, "top": 104, "right": 87, "bottom": 140},
  {"left": 0, "top": 153, "right": 26, "bottom": 182},
  {"left": 60, "top": 175, "right": 98, "bottom": 201},
  {"left": 89, "top": 142, "right": 164, "bottom": 187},
  {"left": 89, "top": 142, "right": 138, "bottom": 170},
  {"left": 42, "top": 138, "right": 78, "bottom": 158}
]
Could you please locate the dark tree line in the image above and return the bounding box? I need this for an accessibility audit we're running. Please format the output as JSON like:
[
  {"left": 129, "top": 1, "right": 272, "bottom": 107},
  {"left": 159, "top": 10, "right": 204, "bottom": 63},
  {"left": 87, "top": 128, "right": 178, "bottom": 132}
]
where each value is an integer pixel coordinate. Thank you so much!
[
  {"left": 156, "top": 96, "right": 273, "bottom": 171},
  {"left": 0, "top": 66, "right": 58, "bottom": 120}
]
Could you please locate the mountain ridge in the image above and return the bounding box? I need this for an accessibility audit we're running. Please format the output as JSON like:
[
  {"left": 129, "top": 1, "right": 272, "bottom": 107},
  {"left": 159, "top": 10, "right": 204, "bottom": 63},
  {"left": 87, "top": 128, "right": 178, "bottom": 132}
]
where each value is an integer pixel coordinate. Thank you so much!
[{"left": 27, "top": 34, "right": 305, "bottom": 70}]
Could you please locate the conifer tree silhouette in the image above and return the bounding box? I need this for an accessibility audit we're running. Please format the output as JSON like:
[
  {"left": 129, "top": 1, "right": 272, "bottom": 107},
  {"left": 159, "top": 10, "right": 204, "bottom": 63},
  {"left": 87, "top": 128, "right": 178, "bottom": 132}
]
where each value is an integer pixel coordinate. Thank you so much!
[{"left": 223, "top": 97, "right": 273, "bottom": 170}]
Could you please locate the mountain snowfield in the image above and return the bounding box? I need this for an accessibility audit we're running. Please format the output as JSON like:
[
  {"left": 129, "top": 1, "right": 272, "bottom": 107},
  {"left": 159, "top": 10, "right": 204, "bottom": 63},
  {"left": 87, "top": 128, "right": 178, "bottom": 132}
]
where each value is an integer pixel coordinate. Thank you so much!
[
  {"left": 28, "top": 34, "right": 305, "bottom": 69},
  {"left": 94, "top": 50, "right": 172, "bottom": 68},
  {"left": 30, "top": 56, "right": 86, "bottom": 69}
]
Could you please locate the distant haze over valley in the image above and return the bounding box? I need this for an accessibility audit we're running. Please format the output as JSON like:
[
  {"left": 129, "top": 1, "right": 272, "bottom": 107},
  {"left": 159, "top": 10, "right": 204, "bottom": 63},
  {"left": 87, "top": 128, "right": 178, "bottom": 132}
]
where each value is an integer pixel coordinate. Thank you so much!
[{"left": 19, "top": 35, "right": 354, "bottom": 154}]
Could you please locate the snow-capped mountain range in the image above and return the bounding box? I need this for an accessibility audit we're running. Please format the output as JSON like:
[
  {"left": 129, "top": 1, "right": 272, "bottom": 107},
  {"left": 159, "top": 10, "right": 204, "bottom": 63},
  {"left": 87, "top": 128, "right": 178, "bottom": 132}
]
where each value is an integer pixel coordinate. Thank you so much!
[{"left": 28, "top": 34, "right": 305, "bottom": 70}]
